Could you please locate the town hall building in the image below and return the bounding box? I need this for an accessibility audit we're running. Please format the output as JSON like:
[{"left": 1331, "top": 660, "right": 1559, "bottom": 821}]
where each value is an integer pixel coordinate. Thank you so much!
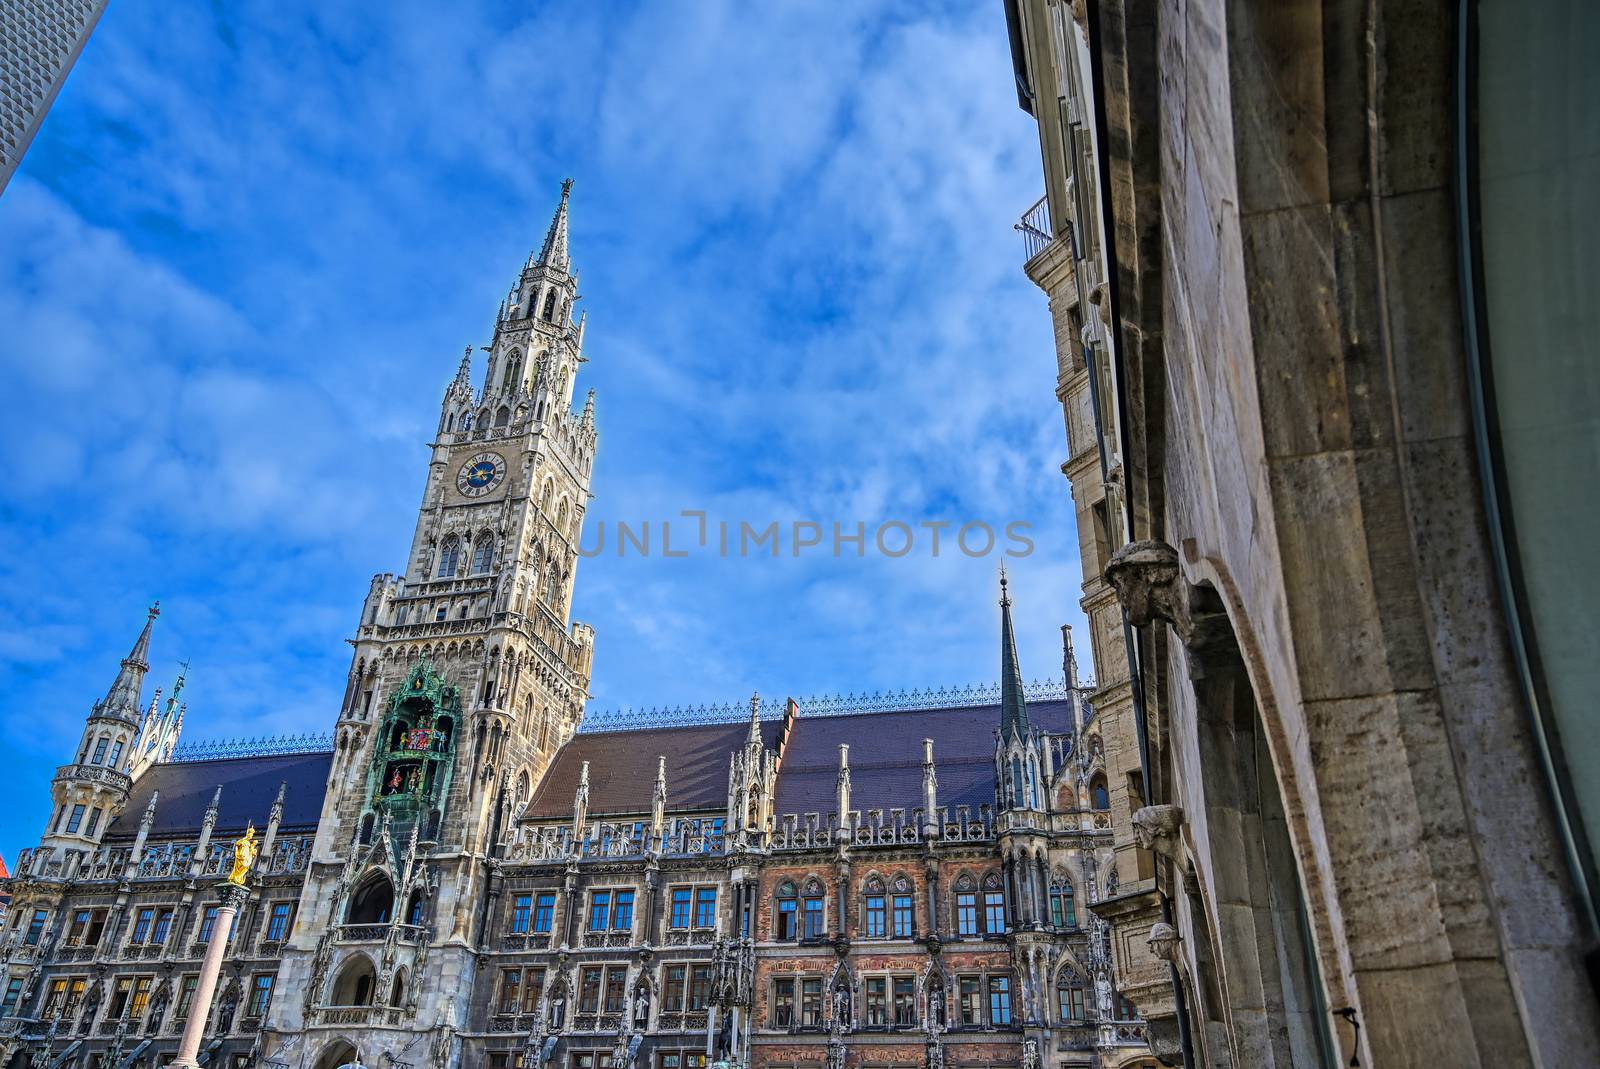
[{"left": 0, "top": 187, "right": 1153, "bottom": 1069}]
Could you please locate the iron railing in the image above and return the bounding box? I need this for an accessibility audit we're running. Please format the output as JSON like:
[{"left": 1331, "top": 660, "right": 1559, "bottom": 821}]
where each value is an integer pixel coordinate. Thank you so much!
[
  {"left": 1016, "top": 195, "right": 1053, "bottom": 260},
  {"left": 170, "top": 732, "right": 333, "bottom": 761}
]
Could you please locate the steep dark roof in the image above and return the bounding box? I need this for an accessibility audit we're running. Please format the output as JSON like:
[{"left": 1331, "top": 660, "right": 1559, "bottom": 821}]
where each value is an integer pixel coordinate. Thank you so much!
[
  {"left": 106, "top": 751, "right": 332, "bottom": 840},
  {"left": 773, "top": 699, "right": 1073, "bottom": 816},
  {"left": 524, "top": 719, "right": 784, "bottom": 820},
  {"left": 525, "top": 698, "right": 1073, "bottom": 824}
]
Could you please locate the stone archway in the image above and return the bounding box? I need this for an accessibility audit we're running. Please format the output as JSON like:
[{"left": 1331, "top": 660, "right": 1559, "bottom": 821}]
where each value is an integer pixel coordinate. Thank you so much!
[{"left": 314, "top": 1039, "right": 361, "bottom": 1069}]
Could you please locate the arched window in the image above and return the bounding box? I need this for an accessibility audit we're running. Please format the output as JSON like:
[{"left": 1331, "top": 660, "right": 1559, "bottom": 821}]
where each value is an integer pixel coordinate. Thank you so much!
[
  {"left": 556, "top": 499, "right": 569, "bottom": 532},
  {"left": 358, "top": 814, "right": 375, "bottom": 846},
  {"left": 437, "top": 537, "right": 461, "bottom": 578},
  {"left": 557, "top": 369, "right": 569, "bottom": 403},
  {"left": 494, "top": 406, "right": 510, "bottom": 428},
  {"left": 1011, "top": 756, "right": 1025, "bottom": 808},
  {"left": 1049, "top": 879, "right": 1077, "bottom": 928},
  {"left": 502, "top": 354, "right": 521, "bottom": 391},
  {"left": 471, "top": 537, "right": 494, "bottom": 575},
  {"left": 406, "top": 892, "right": 425, "bottom": 927},
  {"left": 1026, "top": 756, "right": 1040, "bottom": 809},
  {"left": 541, "top": 480, "right": 554, "bottom": 513},
  {"left": 391, "top": 968, "right": 407, "bottom": 1008},
  {"left": 1090, "top": 773, "right": 1110, "bottom": 811},
  {"left": 1056, "top": 968, "right": 1087, "bottom": 1022},
  {"left": 542, "top": 291, "right": 557, "bottom": 321},
  {"left": 331, "top": 955, "right": 377, "bottom": 1006},
  {"left": 347, "top": 874, "right": 395, "bottom": 924},
  {"left": 444, "top": 411, "right": 455, "bottom": 432}
]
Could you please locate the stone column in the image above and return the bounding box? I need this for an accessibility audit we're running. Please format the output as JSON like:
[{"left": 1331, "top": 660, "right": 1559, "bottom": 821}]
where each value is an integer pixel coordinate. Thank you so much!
[{"left": 170, "top": 882, "right": 251, "bottom": 1069}]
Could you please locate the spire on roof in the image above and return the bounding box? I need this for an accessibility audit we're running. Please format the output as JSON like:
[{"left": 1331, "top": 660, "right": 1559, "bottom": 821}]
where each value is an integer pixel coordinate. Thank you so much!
[
  {"left": 97, "top": 602, "right": 160, "bottom": 724},
  {"left": 999, "top": 568, "right": 1030, "bottom": 744},
  {"left": 534, "top": 178, "right": 573, "bottom": 273}
]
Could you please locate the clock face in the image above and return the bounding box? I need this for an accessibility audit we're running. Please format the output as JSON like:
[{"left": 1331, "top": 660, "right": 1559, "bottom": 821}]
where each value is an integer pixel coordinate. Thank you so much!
[{"left": 456, "top": 452, "right": 507, "bottom": 497}]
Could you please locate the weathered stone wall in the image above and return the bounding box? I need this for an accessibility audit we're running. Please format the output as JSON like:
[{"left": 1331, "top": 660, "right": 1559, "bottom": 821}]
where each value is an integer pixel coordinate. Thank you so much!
[{"left": 1086, "top": 0, "right": 1600, "bottom": 1064}]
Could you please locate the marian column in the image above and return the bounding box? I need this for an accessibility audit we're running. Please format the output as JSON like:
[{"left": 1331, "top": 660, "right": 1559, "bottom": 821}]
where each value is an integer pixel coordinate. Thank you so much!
[{"left": 171, "top": 824, "right": 259, "bottom": 1068}]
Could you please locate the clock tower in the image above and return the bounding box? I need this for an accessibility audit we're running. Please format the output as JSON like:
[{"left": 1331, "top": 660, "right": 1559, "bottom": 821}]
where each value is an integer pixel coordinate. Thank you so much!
[{"left": 266, "top": 182, "right": 599, "bottom": 1064}]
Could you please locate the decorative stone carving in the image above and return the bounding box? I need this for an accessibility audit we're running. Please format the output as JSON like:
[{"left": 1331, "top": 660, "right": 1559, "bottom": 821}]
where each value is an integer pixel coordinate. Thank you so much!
[
  {"left": 1021, "top": 1038, "right": 1041, "bottom": 1069},
  {"left": 1146, "top": 922, "right": 1182, "bottom": 964},
  {"left": 1131, "top": 805, "right": 1185, "bottom": 860},
  {"left": 1104, "top": 540, "right": 1229, "bottom": 653}
]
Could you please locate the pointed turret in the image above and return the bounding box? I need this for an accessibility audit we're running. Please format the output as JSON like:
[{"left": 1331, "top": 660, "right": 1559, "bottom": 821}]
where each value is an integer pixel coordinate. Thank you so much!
[
  {"left": 999, "top": 568, "right": 1030, "bottom": 744},
  {"left": 535, "top": 178, "right": 574, "bottom": 274},
  {"left": 97, "top": 602, "right": 159, "bottom": 723}
]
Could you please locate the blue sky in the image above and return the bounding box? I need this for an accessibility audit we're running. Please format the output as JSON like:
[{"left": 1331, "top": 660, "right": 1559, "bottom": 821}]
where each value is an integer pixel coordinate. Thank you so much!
[{"left": 0, "top": 0, "right": 1085, "bottom": 862}]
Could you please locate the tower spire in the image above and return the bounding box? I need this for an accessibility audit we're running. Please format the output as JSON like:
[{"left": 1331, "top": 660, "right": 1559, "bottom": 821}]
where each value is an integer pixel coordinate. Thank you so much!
[
  {"left": 535, "top": 178, "right": 573, "bottom": 273},
  {"left": 98, "top": 602, "right": 160, "bottom": 723},
  {"left": 999, "top": 568, "right": 1030, "bottom": 743}
]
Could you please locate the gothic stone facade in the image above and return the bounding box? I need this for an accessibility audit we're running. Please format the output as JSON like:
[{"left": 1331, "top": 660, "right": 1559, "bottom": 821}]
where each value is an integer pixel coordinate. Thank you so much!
[{"left": 1, "top": 186, "right": 1156, "bottom": 1069}]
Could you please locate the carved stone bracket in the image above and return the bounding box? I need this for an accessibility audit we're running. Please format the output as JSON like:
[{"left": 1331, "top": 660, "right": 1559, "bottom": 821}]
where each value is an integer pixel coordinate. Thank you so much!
[
  {"left": 1104, "top": 541, "right": 1231, "bottom": 660},
  {"left": 1131, "top": 805, "right": 1185, "bottom": 861}
]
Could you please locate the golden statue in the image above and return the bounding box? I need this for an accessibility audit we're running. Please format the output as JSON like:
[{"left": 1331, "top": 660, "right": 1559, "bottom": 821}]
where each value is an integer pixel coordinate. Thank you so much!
[{"left": 227, "top": 823, "right": 259, "bottom": 886}]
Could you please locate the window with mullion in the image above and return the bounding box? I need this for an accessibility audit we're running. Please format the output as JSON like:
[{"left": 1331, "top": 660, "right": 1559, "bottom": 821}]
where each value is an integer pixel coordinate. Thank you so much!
[
  {"left": 663, "top": 965, "right": 687, "bottom": 1012},
  {"left": 802, "top": 896, "right": 824, "bottom": 938},
  {"left": 130, "top": 908, "right": 155, "bottom": 945},
  {"left": 863, "top": 895, "right": 886, "bottom": 938},
  {"left": 612, "top": 890, "right": 635, "bottom": 931},
  {"left": 772, "top": 978, "right": 794, "bottom": 1028},
  {"left": 670, "top": 888, "right": 694, "bottom": 930},
  {"left": 588, "top": 891, "right": 612, "bottom": 932},
  {"left": 604, "top": 966, "right": 627, "bottom": 1014},
  {"left": 800, "top": 978, "right": 823, "bottom": 1026},
  {"left": 578, "top": 966, "right": 603, "bottom": 1014},
  {"left": 246, "top": 974, "right": 274, "bottom": 1018},
  {"left": 692, "top": 887, "right": 716, "bottom": 929},
  {"left": 534, "top": 892, "right": 555, "bottom": 933},
  {"left": 511, "top": 894, "right": 533, "bottom": 934},
  {"left": 688, "top": 965, "right": 712, "bottom": 1011},
  {"left": 890, "top": 894, "right": 913, "bottom": 938},
  {"left": 892, "top": 977, "right": 915, "bottom": 1026},
  {"left": 958, "top": 976, "right": 982, "bottom": 1026},
  {"left": 776, "top": 897, "right": 798, "bottom": 940},
  {"left": 152, "top": 909, "right": 174, "bottom": 946},
  {"left": 955, "top": 892, "right": 978, "bottom": 936},
  {"left": 499, "top": 969, "right": 523, "bottom": 1014},
  {"left": 988, "top": 975, "right": 1012, "bottom": 1025},
  {"left": 983, "top": 891, "right": 1006, "bottom": 935},
  {"left": 265, "top": 903, "right": 291, "bottom": 942},
  {"left": 864, "top": 977, "right": 887, "bottom": 1026}
]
